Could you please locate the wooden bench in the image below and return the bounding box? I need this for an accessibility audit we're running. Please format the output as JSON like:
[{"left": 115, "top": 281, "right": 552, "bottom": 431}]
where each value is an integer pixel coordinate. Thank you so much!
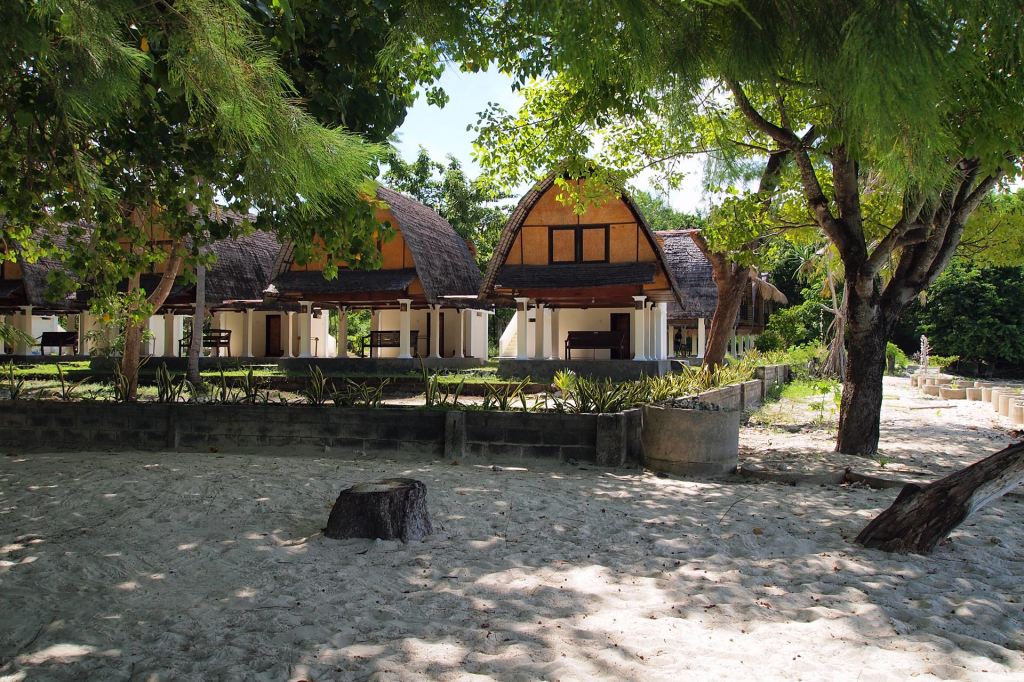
[
  {"left": 179, "top": 328, "right": 232, "bottom": 357},
  {"left": 361, "top": 330, "right": 419, "bottom": 358},
  {"left": 564, "top": 330, "right": 628, "bottom": 360},
  {"left": 38, "top": 331, "right": 78, "bottom": 356}
]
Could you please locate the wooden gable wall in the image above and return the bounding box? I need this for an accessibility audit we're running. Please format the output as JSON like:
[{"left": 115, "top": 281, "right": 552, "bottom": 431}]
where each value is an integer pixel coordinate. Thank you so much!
[
  {"left": 500, "top": 183, "right": 671, "bottom": 296},
  {"left": 288, "top": 207, "right": 416, "bottom": 274}
]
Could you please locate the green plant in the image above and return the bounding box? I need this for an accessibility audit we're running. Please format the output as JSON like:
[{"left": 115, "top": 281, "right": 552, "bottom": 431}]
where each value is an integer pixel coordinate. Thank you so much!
[
  {"left": 111, "top": 362, "right": 134, "bottom": 403},
  {"left": 4, "top": 361, "right": 27, "bottom": 400},
  {"left": 482, "top": 377, "right": 531, "bottom": 411},
  {"left": 339, "top": 378, "right": 388, "bottom": 408},
  {"left": 885, "top": 342, "right": 909, "bottom": 375},
  {"left": 235, "top": 368, "right": 270, "bottom": 404},
  {"left": 302, "top": 365, "right": 332, "bottom": 405},
  {"left": 54, "top": 363, "right": 85, "bottom": 401},
  {"left": 155, "top": 363, "right": 187, "bottom": 404},
  {"left": 929, "top": 355, "right": 960, "bottom": 372},
  {"left": 212, "top": 369, "right": 240, "bottom": 404}
]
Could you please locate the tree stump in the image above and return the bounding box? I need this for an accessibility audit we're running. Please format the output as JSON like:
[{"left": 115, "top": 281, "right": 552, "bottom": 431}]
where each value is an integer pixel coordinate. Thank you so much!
[
  {"left": 324, "top": 478, "right": 433, "bottom": 543},
  {"left": 855, "top": 441, "right": 1024, "bottom": 553}
]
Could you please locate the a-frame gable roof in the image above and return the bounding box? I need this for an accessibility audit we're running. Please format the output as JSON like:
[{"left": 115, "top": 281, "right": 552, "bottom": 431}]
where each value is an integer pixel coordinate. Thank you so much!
[
  {"left": 269, "top": 187, "right": 481, "bottom": 305},
  {"left": 479, "top": 172, "right": 685, "bottom": 305}
]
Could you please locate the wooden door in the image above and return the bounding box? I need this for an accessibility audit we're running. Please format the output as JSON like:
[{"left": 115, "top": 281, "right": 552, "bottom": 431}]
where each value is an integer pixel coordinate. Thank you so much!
[
  {"left": 265, "top": 315, "right": 282, "bottom": 357},
  {"left": 609, "top": 313, "right": 631, "bottom": 359}
]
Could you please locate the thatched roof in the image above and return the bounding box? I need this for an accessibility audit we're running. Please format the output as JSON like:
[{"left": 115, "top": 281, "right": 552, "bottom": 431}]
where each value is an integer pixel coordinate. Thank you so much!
[
  {"left": 479, "top": 172, "right": 685, "bottom": 305},
  {"left": 496, "top": 262, "right": 657, "bottom": 289},
  {"left": 203, "top": 230, "right": 281, "bottom": 304},
  {"left": 268, "top": 187, "right": 482, "bottom": 306},
  {"left": 17, "top": 231, "right": 81, "bottom": 311},
  {"left": 7, "top": 225, "right": 280, "bottom": 311},
  {"left": 376, "top": 187, "right": 481, "bottom": 302},
  {"left": 660, "top": 230, "right": 788, "bottom": 322},
  {"left": 269, "top": 269, "right": 418, "bottom": 296}
]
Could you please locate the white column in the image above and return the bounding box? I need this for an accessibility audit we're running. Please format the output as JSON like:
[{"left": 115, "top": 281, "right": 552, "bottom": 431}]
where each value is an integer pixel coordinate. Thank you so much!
[
  {"left": 284, "top": 312, "right": 295, "bottom": 357},
  {"left": 533, "top": 303, "right": 546, "bottom": 360},
  {"left": 515, "top": 297, "right": 529, "bottom": 360},
  {"left": 548, "top": 308, "right": 560, "bottom": 360},
  {"left": 162, "top": 313, "right": 176, "bottom": 357},
  {"left": 397, "top": 299, "right": 412, "bottom": 359},
  {"left": 632, "top": 296, "right": 647, "bottom": 361},
  {"left": 456, "top": 309, "right": 465, "bottom": 358},
  {"left": 429, "top": 304, "right": 441, "bottom": 358},
  {"left": 243, "top": 308, "right": 255, "bottom": 357},
  {"left": 697, "top": 317, "right": 706, "bottom": 359},
  {"left": 646, "top": 303, "right": 656, "bottom": 360},
  {"left": 298, "top": 301, "right": 313, "bottom": 358},
  {"left": 369, "top": 309, "right": 378, "bottom": 358},
  {"left": 656, "top": 302, "right": 668, "bottom": 360},
  {"left": 16, "top": 306, "right": 32, "bottom": 355},
  {"left": 337, "top": 307, "right": 348, "bottom": 358},
  {"left": 79, "top": 312, "right": 94, "bottom": 356}
]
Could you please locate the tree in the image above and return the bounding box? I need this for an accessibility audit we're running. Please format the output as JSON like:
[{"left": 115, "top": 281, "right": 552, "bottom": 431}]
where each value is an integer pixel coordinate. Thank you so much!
[
  {"left": 243, "top": 0, "right": 446, "bottom": 142},
  {"left": 384, "top": 148, "right": 511, "bottom": 268},
  {"left": 631, "top": 191, "right": 704, "bottom": 232},
  {"left": 403, "top": 0, "right": 1024, "bottom": 455},
  {"left": 2, "top": 1, "right": 390, "bottom": 397},
  {"left": 915, "top": 263, "right": 1024, "bottom": 371}
]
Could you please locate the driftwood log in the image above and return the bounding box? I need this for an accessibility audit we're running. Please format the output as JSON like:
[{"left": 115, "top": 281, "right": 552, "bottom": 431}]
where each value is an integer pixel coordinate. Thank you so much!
[
  {"left": 855, "top": 441, "right": 1024, "bottom": 553},
  {"left": 325, "top": 478, "right": 433, "bottom": 543}
]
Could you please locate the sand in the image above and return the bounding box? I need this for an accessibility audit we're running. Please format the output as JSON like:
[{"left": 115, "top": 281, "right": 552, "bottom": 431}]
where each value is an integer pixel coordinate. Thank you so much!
[{"left": 1, "top": 378, "right": 1022, "bottom": 681}]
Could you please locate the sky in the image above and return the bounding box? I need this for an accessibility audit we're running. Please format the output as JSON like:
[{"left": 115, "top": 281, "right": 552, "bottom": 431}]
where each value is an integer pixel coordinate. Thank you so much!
[{"left": 392, "top": 65, "right": 711, "bottom": 214}]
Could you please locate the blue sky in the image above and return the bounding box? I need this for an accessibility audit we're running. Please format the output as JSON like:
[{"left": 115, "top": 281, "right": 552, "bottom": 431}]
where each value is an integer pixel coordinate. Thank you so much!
[{"left": 392, "top": 65, "right": 710, "bottom": 214}]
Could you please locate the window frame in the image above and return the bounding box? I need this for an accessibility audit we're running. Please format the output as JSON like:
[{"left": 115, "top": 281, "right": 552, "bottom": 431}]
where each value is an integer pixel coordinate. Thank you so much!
[{"left": 548, "top": 224, "right": 610, "bottom": 264}]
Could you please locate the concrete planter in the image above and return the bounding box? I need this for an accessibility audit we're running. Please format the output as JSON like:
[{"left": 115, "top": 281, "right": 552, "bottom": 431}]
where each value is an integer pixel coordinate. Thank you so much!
[
  {"left": 934, "top": 377, "right": 953, "bottom": 386},
  {"left": 939, "top": 386, "right": 967, "bottom": 400},
  {"left": 922, "top": 385, "right": 942, "bottom": 396},
  {"left": 998, "top": 392, "right": 1020, "bottom": 417},
  {"left": 641, "top": 404, "right": 740, "bottom": 476},
  {"left": 965, "top": 387, "right": 984, "bottom": 401},
  {"left": 910, "top": 375, "right": 920, "bottom": 387},
  {"left": 1011, "top": 401, "right": 1024, "bottom": 425}
]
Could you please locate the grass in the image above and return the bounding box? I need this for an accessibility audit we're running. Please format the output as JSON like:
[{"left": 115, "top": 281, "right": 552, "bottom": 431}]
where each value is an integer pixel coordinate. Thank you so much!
[{"left": 749, "top": 378, "right": 842, "bottom": 429}]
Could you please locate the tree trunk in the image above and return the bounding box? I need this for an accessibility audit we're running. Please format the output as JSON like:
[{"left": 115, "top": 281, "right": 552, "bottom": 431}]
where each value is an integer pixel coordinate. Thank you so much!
[
  {"left": 822, "top": 273, "right": 847, "bottom": 381},
  {"left": 689, "top": 232, "right": 751, "bottom": 369},
  {"left": 835, "top": 274, "right": 892, "bottom": 454},
  {"left": 324, "top": 478, "right": 433, "bottom": 543},
  {"left": 703, "top": 271, "right": 747, "bottom": 368},
  {"left": 119, "top": 274, "right": 144, "bottom": 401},
  {"left": 855, "top": 442, "right": 1024, "bottom": 553},
  {"left": 188, "top": 263, "right": 206, "bottom": 386}
]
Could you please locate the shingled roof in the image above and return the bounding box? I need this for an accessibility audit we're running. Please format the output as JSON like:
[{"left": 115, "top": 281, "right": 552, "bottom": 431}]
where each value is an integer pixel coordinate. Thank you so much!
[
  {"left": 659, "top": 230, "right": 788, "bottom": 321},
  {"left": 479, "top": 172, "right": 685, "bottom": 305},
  {"left": 268, "top": 187, "right": 482, "bottom": 306}
]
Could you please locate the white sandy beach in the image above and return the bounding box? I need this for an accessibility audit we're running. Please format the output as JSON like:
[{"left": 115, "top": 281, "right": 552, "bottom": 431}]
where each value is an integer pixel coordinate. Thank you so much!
[{"left": 1, "top": 378, "right": 1022, "bottom": 681}]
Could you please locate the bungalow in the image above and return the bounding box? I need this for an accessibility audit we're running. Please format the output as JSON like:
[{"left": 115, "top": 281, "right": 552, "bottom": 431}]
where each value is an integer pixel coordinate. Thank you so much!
[
  {"left": 3, "top": 188, "right": 487, "bottom": 365},
  {"left": 261, "top": 187, "right": 488, "bottom": 365},
  {"left": 482, "top": 174, "right": 685, "bottom": 379},
  {"left": 0, "top": 231, "right": 80, "bottom": 355},
  {"left": 659, "top": 229, "right": 787, "bottom": 359}
]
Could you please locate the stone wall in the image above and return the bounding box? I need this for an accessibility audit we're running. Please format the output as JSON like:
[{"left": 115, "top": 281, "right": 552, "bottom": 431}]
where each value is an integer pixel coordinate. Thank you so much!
[
  {"left": 0, "top": 364, "right": 790, "bottom": 471},
  {"left": 0, "top": 401, "right": 637, "bottom": 466}
]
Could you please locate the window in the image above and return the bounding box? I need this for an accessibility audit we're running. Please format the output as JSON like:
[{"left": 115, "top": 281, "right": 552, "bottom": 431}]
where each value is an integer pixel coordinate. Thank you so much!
[{"left": 549, "top": 225, "right": 609, "bottom": 264}]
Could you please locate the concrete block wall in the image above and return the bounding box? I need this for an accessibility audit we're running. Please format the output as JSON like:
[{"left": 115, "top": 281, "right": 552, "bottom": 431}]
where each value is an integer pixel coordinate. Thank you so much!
[
  {"left": 0, "top": 402, "right": 638, "bottom": 467},
  {"left": 0, "top": 364, "right": 789, "bottom": 468}
]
